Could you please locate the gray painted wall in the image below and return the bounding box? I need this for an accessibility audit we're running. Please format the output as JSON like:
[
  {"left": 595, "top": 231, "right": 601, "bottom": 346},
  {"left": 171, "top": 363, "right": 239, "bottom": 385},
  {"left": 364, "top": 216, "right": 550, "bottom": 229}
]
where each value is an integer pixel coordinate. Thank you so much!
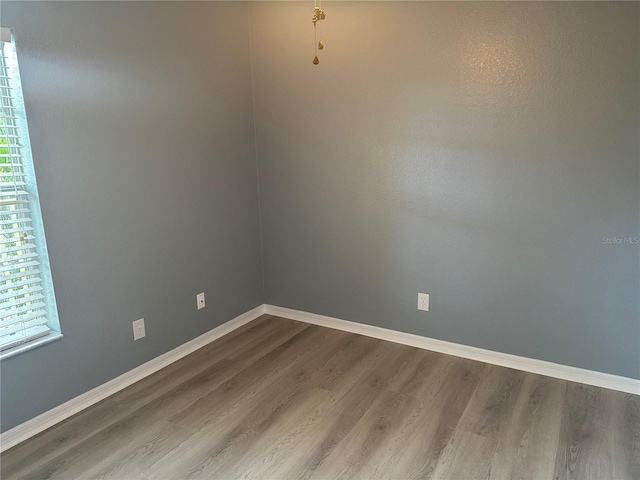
[
  {"left": 1, "top": 0, "right": 638, "bottom": 434},
  {"left": 0, "top": 1, "right": 263, "bottom": 432},
  {"left": 250, "top": 2, "right": 640, "bottom": 379}
]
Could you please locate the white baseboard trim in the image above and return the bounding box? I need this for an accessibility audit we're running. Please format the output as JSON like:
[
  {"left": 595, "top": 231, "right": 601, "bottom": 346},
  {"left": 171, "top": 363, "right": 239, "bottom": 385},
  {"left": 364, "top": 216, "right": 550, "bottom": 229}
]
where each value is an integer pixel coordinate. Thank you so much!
[
  {"left": 3, "top": 303, "right": 637, "bottom": 452},
  {"left": 0, "top": 304, "right": 266, "bottom": 453},
  {"left": 264, "top": 305, "right": 640, "bottom": 395}
]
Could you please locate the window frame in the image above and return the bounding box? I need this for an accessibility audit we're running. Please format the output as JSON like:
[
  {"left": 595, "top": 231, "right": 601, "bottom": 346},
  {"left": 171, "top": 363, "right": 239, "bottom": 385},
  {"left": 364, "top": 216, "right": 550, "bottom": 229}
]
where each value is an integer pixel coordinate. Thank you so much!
[{"left": 0, "top": 28, "right": 62, "bottom": 360}]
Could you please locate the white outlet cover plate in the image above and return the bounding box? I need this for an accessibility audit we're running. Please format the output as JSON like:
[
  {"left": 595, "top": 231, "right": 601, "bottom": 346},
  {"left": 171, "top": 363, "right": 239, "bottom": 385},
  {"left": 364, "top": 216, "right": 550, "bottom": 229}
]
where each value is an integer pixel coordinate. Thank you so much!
[
  {"left": 418, "top": 293, "right": 429, "bottom": 311},
  {"left": 133, "top": 318, "right": 146, "bottom": 340},
  {"left": 197, "top": 292, "right": 205, "bottom": 310}
]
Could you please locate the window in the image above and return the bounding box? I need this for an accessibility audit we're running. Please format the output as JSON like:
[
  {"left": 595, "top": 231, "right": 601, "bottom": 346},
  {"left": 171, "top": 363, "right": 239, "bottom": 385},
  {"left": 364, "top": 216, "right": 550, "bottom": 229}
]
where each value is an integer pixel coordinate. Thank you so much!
[{"left": 0, "top": 28, "right": 61, "bottom": 358}]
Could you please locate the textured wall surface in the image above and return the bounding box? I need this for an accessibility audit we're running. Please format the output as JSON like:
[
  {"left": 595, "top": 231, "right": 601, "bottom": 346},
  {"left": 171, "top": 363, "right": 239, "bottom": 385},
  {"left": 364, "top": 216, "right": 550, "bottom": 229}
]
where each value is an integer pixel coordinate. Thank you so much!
[
  {"left": 1, "top": 0, "right": 638, "bottom": 434},
  {"left": 250, "top": 1, "right": 640, "bottom": 379},
  {"left": 0, "top": 1, "right": 262, "bottom": 432}
]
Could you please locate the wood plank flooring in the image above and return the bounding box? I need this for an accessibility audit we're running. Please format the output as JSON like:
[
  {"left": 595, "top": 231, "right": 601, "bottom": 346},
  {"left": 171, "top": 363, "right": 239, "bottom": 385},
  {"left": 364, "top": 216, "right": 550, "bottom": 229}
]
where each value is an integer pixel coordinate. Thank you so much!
[{"left": 2, "top": 315, "right": 638, "bottom": 479}]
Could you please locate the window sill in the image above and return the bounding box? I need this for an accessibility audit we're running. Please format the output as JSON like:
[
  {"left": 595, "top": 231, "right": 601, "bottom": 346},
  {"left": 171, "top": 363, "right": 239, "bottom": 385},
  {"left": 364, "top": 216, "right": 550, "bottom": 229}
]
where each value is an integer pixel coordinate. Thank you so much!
[{"left": 0, "top": 332, "right": 63, "bottom": 361}]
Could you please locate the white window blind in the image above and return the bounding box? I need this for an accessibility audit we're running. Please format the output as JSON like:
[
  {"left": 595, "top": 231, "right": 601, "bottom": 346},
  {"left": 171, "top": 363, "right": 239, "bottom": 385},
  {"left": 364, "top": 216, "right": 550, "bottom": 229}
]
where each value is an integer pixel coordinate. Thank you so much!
[{"left": 0, "top": 29, "right": 60, "bottom": 354}]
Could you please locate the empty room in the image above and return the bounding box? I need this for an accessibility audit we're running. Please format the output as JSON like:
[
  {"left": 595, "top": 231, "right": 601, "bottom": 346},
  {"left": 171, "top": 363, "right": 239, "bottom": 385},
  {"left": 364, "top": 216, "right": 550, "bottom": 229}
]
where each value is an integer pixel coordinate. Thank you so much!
[{"left": 0, "top": 1, "right": 638, "bottom": 479}]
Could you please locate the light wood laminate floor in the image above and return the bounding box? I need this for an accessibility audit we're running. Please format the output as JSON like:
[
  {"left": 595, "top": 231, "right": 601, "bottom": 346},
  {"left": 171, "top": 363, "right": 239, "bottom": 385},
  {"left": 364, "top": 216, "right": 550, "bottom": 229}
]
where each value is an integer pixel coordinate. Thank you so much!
[{"left": 2, "top": 315, "right": 638, "bottom": 479}]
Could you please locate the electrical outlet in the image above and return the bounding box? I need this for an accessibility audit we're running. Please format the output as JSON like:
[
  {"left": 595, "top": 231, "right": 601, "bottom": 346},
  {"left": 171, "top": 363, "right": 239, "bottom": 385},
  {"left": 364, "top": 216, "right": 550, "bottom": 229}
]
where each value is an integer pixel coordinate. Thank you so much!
[
  {"left": 133, "top": 318, "right": 146, "bottom": 340},
  {"left": 197, "top": 292, "right": 205, "bottom": 310},
  {"left": 418, "top": 293, "right": 429, "bottom": 312}
]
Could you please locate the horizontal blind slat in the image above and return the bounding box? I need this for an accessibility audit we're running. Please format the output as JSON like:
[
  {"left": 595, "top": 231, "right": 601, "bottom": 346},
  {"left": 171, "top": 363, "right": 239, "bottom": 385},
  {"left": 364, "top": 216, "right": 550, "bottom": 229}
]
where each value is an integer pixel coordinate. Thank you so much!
[
  {"left": 0, "top": 251, "right": 39, "bottom": 264},
  {"left": 1, "top": 242, "right": 36, "bottom": 253},
  {"left": 0, "top": 259, "right": 40, "bottom": 274},
  {"left": 0, "top": 314, "right": 49, "bottom": 336},
  {"left": 0, "top": 275, "right": 41, "bottom": 292},
  {"left": 0, "top": 180, "right": 26, "bottom": 187},
  {"left": 0, "top": 207, "right": 31, "bottom": 216},
  {"left": 0, "top": 220, "right": 33, "bottom": 227},
  {"left": 0, "top": 190, "right": 28, "bottom": 197},
  {"left": 0, "top": 173, "right": 27, "bottom": 181},
  {"left": 0, "top": 309, "right": 48, "bottom": 328},
  {"left": 0, "top": 325, "right": 50, "bottom": 351},
  {"left": 0, "top": 222, "right": 33, "bottom": 235},
  {"left": 0, "top": 284, "right": 44, "bottom": 301},
  {"left": 0, "top": 296, "right": 46, "bottom": 317},
  {"left": 0, "top": 300, "right": 46, "bottom": 318},
  {"left": 0, "top": 199, "right": 29, "bottom": 206}
]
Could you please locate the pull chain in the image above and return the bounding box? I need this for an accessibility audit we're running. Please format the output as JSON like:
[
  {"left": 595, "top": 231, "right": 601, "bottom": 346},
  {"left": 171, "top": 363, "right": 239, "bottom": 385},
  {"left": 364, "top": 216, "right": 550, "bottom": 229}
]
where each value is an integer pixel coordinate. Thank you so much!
[
  {"left": 313, "top": 20, "right": 319, "bottom": 64},
  {"left": 312, "top": 0, "right": 325, "bottom": 65}
]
